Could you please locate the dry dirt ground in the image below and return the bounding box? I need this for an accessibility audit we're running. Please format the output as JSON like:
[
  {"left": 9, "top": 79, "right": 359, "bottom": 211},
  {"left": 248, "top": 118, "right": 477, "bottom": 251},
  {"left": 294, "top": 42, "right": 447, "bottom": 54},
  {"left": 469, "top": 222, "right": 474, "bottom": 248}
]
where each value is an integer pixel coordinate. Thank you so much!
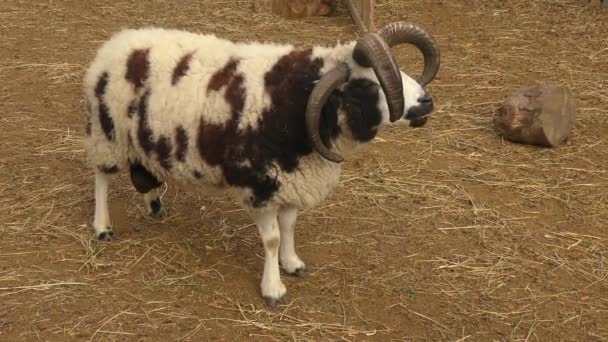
[{"left": 1, "top": 0, "right": 607, "bottom": 341}]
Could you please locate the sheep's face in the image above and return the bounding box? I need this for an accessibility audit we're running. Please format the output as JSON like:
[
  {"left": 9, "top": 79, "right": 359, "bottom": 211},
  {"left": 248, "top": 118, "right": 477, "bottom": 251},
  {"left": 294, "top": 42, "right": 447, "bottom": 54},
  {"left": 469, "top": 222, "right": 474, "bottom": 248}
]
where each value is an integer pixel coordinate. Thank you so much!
[
  {"left": 338, "top": 68, "right": 433, "bottom": 142},
  {"left": 393, "top": 70, "right": 434, "bottom": 128},
  {"left": 366, "top": 69, "right": 433, "bottom": 128}
]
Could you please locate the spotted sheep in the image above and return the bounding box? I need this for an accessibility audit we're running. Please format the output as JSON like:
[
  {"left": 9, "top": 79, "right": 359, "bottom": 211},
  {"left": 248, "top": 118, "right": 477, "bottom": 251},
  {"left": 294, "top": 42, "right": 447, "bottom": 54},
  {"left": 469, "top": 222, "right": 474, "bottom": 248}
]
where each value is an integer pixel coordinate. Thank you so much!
[{"left": 84, "top": 21, "right": 440, "bottom": 306}]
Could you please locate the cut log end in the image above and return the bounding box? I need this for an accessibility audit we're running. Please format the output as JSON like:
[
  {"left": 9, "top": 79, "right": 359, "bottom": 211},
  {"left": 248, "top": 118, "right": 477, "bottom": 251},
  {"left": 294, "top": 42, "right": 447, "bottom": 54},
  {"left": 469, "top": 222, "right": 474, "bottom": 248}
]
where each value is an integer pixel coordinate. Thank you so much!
[{"left": 493, "top": 84, "right": 576, "bottom": 148}]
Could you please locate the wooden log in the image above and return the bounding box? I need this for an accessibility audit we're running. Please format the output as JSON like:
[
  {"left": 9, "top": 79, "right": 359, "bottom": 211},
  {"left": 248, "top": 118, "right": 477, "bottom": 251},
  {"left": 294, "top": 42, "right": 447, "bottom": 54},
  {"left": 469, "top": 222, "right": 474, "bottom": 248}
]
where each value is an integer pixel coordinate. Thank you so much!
[
  {"left": 493, "top": 85, "right": 576, "bottom": 148},
  {"left": 253, "top": 0, "right": 337, "bottom": 18}
]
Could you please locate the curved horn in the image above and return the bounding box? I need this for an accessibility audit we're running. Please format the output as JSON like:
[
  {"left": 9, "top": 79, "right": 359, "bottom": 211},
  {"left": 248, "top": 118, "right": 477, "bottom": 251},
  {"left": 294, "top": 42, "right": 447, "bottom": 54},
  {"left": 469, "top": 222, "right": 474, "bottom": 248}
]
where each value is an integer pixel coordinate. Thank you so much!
[
  {"left": 378, "top": 22, "right": 440, "bottom": 87},
  {"left": 353, "top": 33, "right": 404, "bottom": 122},
  {"left": 305, "top": 63, "right": 350, "bottom": 163}
]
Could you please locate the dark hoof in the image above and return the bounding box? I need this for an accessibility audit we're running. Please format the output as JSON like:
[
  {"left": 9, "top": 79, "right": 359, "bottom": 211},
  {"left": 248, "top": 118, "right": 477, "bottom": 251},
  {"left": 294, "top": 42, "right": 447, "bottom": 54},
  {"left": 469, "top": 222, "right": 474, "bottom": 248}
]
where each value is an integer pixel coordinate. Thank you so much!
[
  {"left": 287, "top": 267, "right": 306, "bottom": 277},
  {"left": 149, "top": 199, "right": 167, "bottom": 219},
  {"left": 263, "top": 294, "right": 288, "bottom": 308},
  {"left": 98, "top": 231, "right": 113, "bottom": 241}
]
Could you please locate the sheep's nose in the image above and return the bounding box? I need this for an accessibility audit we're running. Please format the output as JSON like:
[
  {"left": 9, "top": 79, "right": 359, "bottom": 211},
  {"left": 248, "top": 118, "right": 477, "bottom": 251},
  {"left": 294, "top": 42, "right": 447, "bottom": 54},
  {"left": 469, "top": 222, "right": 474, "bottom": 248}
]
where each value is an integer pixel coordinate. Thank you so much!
[
  {"left": 406, "top": 94, "right": 434, "bottom": 122},
  {"left": 419, "top": 94, "right": 433, "bottom": 106},
  {"left": 417, "top": 94, "right": 434, "bottom": 115},
  {"left": 419, "top": 94, "right": 432, "bottom": 102}
]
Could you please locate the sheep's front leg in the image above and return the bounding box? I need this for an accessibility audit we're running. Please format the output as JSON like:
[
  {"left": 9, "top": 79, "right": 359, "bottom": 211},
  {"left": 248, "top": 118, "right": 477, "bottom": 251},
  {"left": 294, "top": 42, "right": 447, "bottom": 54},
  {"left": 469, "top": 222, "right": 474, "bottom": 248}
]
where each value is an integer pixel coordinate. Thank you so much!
[
  {"left": 252, "top": 209, "right": 286, "bottom": 307},
  {"left": 278, "top": 207, "right": 306, "bottom": 276},
  {"left": 93, "top": 171, "right": 113, "bottom": 241}
]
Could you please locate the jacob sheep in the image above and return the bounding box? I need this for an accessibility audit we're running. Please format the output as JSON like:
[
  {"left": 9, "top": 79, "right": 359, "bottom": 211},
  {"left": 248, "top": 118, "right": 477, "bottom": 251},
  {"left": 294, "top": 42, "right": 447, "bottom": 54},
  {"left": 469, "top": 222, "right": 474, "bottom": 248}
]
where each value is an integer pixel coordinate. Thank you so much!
[{"left": 84, "top": 22, "right": 440, "bottom": 306}]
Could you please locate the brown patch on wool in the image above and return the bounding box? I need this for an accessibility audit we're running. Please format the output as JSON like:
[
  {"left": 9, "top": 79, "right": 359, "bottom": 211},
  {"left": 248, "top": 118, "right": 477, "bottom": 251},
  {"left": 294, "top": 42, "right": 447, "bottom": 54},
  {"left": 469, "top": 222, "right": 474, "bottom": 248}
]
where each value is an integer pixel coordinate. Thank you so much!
[
  {"left": 95, "top": 72, "right": 114, "bottom": 141},
  {"left": 135, "top": 91, "right": 174, "bottom": 170},
  {"left": 127, "top": 98, "right": 138, "bottom": 118},
  {"left": 156, "top": 136, "right": 173, "bottom": 170},
  {"left": 137, "top": 90, "right": 154, "bottom": 154},
  {"left": 172, "top": 52, "right": 193, "bottom": 85},
  {"left": 207, "top": 58, "right": 240, "bottom": 93},
  {"left": 126, "top": 49, "right": 150, "bottom": 89},
  {"left": 175, "top": 126, "right": 188, "bottom": 162}
]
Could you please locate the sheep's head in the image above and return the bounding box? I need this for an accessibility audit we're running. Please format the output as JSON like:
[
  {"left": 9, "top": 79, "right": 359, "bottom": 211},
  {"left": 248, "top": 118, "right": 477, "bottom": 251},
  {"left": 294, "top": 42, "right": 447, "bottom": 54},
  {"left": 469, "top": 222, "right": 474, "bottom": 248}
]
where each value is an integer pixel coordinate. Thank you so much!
[{"left": 306, "top": 22, "right": 440, "bottom": 163}]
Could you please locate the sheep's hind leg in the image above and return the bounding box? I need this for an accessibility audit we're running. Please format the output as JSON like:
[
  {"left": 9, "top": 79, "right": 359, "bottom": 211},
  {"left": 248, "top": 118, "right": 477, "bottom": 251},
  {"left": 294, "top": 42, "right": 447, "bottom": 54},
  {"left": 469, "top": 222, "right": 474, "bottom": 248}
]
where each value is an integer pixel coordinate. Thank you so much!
[
  {"left": 278, "top": 207, "right": 306, "bottom": 276},
  {"left": 143, "top": 187, "right": 167, "bottom": 219},
  {"left": 93, "top": 171, "right": 114, "bottom": 241},
  {"left": 252, "top": 209, "right": 287, "bottom": 307}
]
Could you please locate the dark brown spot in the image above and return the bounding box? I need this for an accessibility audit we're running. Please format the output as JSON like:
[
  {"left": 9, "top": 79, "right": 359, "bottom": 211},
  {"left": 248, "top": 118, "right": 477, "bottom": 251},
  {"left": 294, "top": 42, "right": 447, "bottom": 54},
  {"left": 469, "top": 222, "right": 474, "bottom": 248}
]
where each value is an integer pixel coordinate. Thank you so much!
[
  {"left": 129, "top": 161, "right": 162, "bottom": 194},
  {"left": 175, "top": 126, "right": 188, "bottom": 162},
  {"left": 207, "top": 58, "right": 239, "bottom": 93},
  {"left": 127, "top": 98, "right": 138, "bottom": 118},
  {"left": 193, "top": 170, "right": 203, "bottom": 179},
  {"left": 225, "top": 74, "right": 245, "bottom": 116},
  {"left": 98, "top": 165, "right": 119, "bottom": 174},
  {"left": 95, "top": 72, "right": 114, "bottom": 141},
  {"left": 126, "top": 49, "right": 150, "bottom": 89},
  {"left": 136, "top": 90, "right": 173, "bottom": 170},
  {"left": 137, "top": 90, "right": 154, "bottom": 154},
  {"left": 156, "top": 135, "right": 173, "bottom": 170},
  {"left": 172, "top": 53, "right": 193, "bottom": 85}
]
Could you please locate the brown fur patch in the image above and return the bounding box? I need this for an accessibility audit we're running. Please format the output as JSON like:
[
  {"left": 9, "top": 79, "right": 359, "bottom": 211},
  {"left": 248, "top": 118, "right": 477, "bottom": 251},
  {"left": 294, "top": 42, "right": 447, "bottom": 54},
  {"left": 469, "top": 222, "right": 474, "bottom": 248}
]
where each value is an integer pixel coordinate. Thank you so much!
[
  {"left": 175, "top": 126, "right": 188, "bottom": 162},
  {"left": 95, "top": 72, "right": 114, "bottom": 141},
  {"left": 127, "top": 98, "right": 138, "bottom": 118},
  {"left": 156, "top": 136, "right": 173, "bottom": 170},
  {"left": 172, "top": 53, "right": 193, "bottom": 85},
  {"left": 137, "top": 90, "right": 154, "bottom": 154},
  {"left": 126, "top": 49, "right": 150, "bottom": 89},
  {"left": 136, "top": 91, "right": 173, "bottom": 170},
  {"left": 193, "top": 170, "right": 203, "bottom": 179},
  {"left": 207, "top": 58, "right": 239, "bottom": 93}
]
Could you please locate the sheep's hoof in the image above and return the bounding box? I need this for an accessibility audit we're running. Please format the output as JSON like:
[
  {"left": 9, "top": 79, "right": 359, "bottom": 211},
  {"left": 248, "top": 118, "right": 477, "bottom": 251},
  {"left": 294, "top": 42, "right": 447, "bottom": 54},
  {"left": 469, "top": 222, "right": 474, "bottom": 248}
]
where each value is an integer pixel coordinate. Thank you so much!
[
  {"left": 287, "top": 267, "right": 306, "bottom": 277},
  {"left": 98, "top": 231, "right": 114, "bottom": 241},
  {"left": 148, "top": 199, "right": 167, "bottom": 219},
  {"left": 263, "top": 294, "right": 288, "bottom": 308}
]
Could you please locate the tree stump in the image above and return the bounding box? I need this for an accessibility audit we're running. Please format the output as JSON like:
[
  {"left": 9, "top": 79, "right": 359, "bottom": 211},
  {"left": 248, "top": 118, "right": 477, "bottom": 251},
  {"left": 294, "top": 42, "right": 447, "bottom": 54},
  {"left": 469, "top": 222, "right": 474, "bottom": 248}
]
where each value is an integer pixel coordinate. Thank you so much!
[
  {"left": 586, "top": 0, "right": 607, "bottom": 8},
  {"left": 493, "top": 85, "right": 576, "bottom": 148},
  {"left": 253, "top": 0, "right": 337, "bottom": 18}
]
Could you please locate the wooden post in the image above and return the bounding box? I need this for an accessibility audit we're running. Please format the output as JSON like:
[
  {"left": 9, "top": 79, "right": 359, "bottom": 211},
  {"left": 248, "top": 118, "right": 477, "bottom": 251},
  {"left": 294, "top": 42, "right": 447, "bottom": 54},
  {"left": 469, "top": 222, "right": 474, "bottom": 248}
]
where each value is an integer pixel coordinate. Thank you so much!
[
  {"left": 351, "top": 0, "right": 374, "bottom": 31},
  {"left": 253, "top": 0, "right": 337, "bottom": 18}
]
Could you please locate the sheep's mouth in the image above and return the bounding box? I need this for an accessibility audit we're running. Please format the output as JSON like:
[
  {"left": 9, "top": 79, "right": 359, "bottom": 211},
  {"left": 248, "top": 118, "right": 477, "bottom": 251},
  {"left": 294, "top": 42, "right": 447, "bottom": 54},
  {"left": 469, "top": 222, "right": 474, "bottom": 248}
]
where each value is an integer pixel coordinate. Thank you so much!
[{"left": 409, "top": 116, "right": 428, "bottom": 127}]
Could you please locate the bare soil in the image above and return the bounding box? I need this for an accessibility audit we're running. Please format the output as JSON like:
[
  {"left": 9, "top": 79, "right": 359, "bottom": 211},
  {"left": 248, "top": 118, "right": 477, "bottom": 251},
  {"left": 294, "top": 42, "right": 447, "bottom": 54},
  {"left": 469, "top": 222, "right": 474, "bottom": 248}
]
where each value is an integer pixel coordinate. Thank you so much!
[{"left": 1, "top": 0, "right": 607, "bottom": 341}]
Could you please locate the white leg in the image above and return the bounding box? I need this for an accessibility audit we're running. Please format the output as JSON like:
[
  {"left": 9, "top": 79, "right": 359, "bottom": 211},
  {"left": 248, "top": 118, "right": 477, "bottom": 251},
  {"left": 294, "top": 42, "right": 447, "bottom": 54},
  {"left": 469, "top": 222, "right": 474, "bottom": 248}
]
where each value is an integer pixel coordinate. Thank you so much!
[
  {"left": 252, "top": 209, "right": 286, "bottom": 307},
  {"left": 143, "top": 187, "right": 167, "bottom": 218},
  {"left": 278, "top": 207, "right": 305, "bottom": 276},
  {"left": 93, "top": 171, "right": 113, "bottom": 241}
]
